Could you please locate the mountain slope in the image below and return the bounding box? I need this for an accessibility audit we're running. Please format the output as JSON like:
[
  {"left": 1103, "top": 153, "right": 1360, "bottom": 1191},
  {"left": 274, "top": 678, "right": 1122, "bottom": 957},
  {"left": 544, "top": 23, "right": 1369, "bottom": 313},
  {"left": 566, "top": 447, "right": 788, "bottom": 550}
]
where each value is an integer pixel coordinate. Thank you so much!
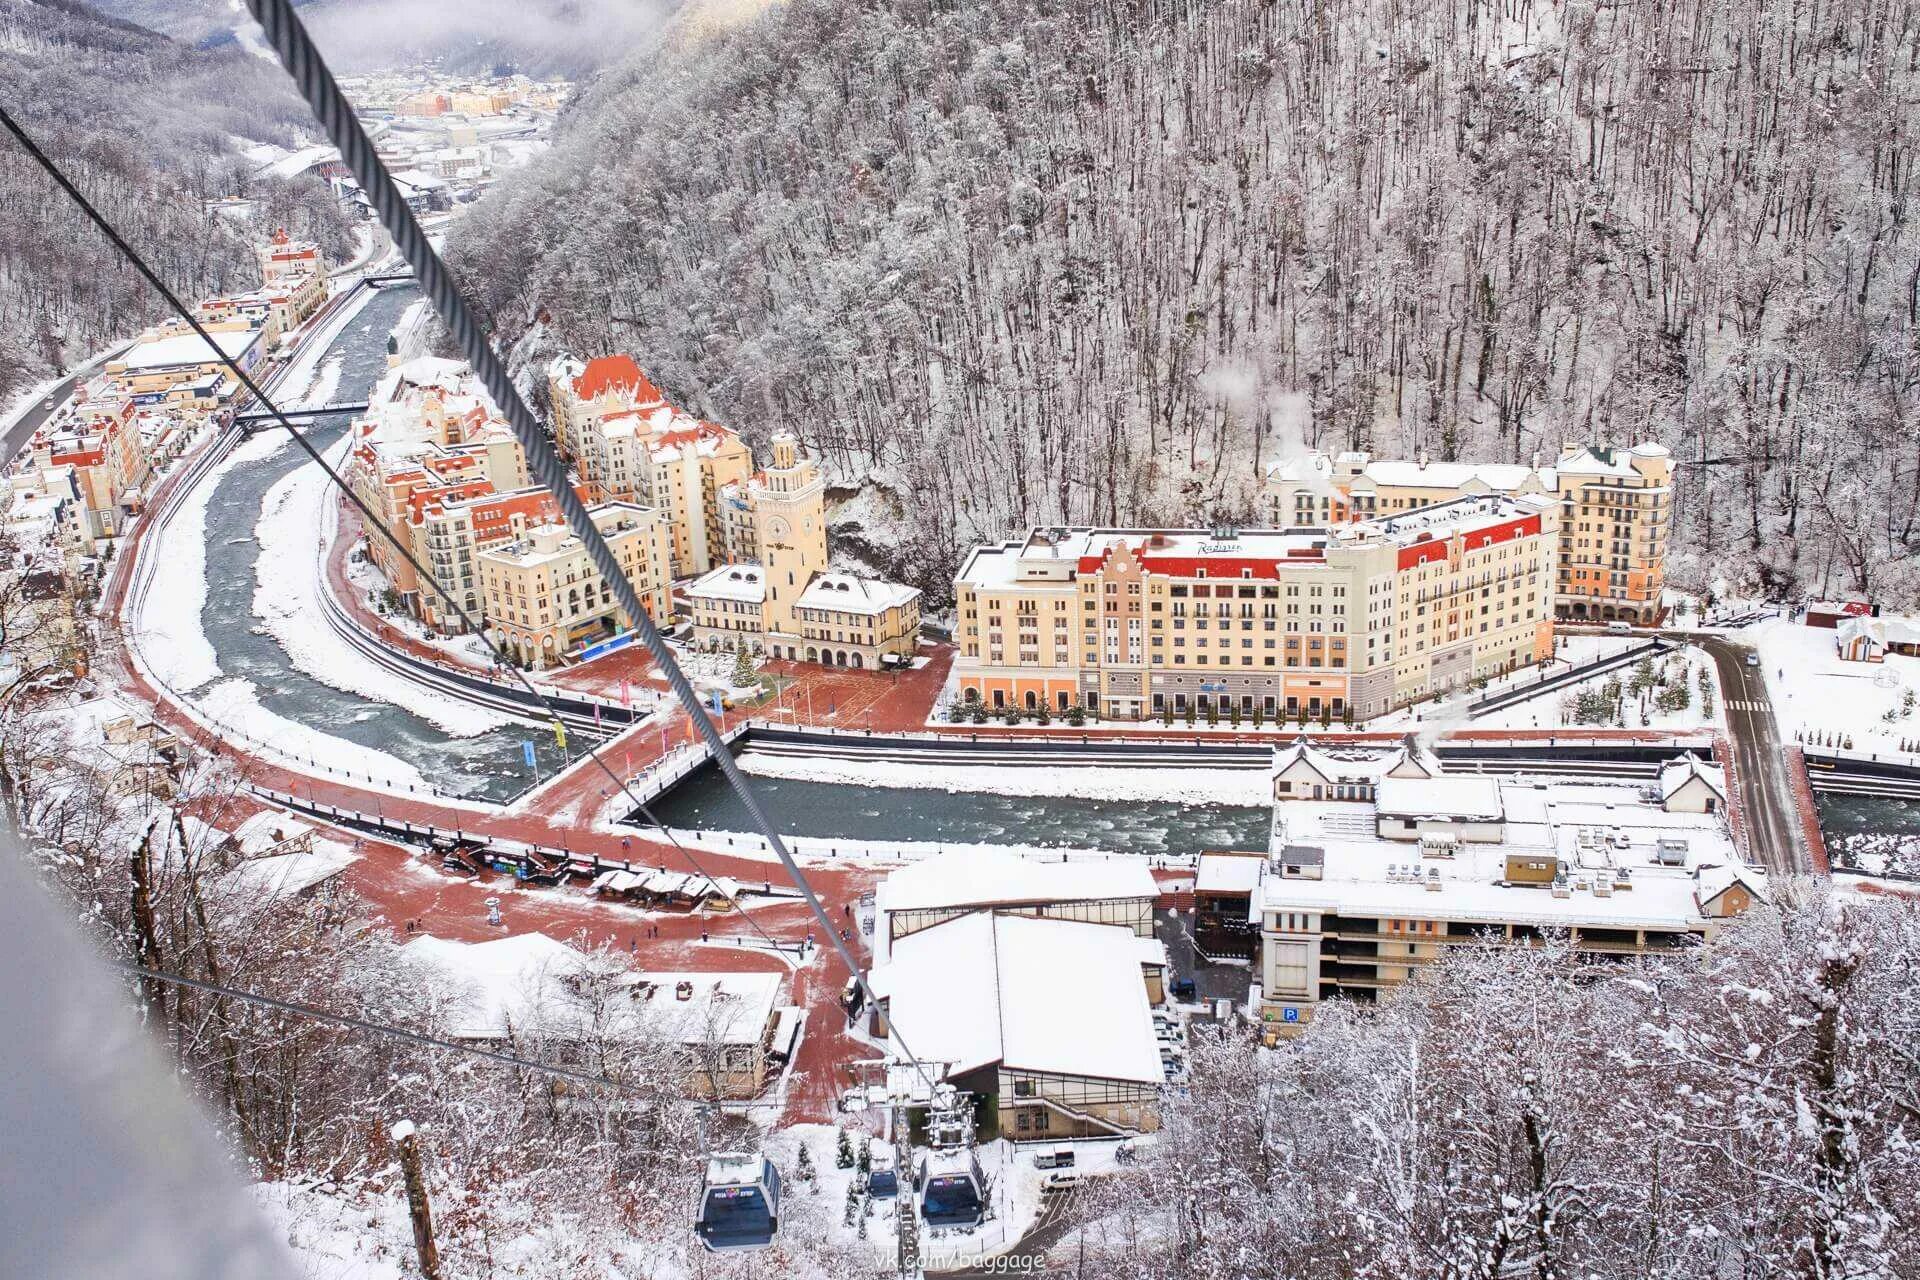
[
  {"left": 455, "top": 0, "right": 1920, "bottom": 606},
  {"left": 0, "top": 0, "right": 351, "bottom": 400}
]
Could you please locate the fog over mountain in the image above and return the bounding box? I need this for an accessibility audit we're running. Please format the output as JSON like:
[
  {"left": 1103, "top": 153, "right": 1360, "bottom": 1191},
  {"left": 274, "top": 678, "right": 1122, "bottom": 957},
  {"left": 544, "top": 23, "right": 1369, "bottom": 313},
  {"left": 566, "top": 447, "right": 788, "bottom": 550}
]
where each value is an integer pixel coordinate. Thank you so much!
[{"left": 87, "top": 0, "right": 670, "bottom": 74}]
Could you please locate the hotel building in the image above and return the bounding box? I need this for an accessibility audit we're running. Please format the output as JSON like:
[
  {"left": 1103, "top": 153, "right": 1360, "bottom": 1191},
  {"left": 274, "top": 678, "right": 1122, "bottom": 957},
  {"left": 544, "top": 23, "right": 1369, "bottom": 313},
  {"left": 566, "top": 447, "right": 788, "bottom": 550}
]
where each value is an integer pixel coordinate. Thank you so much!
[
  {"left": 1243, "top": 742, "right": 1757, "bottom": 1034},
  {"left": 953, "top": 494, "right": 1559, "bottom": 722},
  {"left": 547, "top": 355, "right": 753, "bottom": 577},
  {"left": 1265, "top": 442, "right": 1673, "bottom": 624},
  {"left": 477, "top": 501, "right": 673, "bottom": 668}
]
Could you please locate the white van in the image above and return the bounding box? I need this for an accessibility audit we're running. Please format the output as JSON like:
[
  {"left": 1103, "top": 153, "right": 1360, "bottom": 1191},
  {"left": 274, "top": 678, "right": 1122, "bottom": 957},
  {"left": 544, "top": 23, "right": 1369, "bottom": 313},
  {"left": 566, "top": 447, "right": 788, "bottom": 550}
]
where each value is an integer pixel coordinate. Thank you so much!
[{"left": 1606, "top": 621, "right": 1633, "bottom": 634}]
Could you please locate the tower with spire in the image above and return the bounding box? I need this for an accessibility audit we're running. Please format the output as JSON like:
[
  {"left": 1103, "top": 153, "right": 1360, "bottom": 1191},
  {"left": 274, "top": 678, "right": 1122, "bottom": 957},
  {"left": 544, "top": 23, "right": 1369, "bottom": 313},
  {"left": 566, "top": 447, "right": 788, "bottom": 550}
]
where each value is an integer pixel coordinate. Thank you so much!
[{"left": 751, "top": 429, "right": 827, "bottom": 646}]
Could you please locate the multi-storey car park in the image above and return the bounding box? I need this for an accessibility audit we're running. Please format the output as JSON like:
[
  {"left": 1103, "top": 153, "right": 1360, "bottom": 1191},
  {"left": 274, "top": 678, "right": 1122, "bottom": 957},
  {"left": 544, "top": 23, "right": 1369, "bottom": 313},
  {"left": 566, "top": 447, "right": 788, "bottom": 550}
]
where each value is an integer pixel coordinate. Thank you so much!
[{"left": 953, "top": 493, "right": 1560, "bottom": 723}]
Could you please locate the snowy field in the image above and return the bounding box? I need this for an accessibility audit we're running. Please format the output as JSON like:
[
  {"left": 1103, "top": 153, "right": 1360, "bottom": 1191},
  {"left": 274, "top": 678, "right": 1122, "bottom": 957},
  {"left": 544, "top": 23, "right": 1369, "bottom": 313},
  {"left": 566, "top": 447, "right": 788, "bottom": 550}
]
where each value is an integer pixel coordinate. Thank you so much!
[{"left": 1755, "top": 619, "right": 1920, "bottom": 754}]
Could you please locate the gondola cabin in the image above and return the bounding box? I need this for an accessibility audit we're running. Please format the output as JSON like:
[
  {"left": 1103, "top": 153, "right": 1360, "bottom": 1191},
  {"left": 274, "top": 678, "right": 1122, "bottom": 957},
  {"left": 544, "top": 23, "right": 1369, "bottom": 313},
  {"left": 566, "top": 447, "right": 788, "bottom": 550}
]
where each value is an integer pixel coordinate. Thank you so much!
[
  {"left": 694, "top": 1152, "right": 781, "bottom": 1252},
  {"left": 866, "top": 1146, "right": 898, "bottom": 1199},
  {"left": 916, "top": 1147, "right": 987, "bottom": 1228}
]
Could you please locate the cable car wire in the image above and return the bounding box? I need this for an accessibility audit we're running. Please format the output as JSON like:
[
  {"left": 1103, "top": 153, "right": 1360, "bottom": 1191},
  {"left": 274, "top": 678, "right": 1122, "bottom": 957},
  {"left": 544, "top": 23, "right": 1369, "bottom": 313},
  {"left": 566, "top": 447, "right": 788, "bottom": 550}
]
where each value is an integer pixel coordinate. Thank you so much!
[
  {"left": 0, "top": 4, "right": 939, "bottom": 1096},
  {"left": 241, "top": 0, "right": 939, "bottom": 1096},
  {"left": 0, "top": 101, "right": 798, "bottom": 965}
]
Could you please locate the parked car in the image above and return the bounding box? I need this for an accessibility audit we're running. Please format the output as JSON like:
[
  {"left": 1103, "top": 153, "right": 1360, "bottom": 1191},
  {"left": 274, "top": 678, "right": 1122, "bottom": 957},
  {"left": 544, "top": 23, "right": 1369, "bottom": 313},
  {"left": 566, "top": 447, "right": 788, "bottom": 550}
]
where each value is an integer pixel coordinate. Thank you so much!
[
  {"left": 1746, "top": 653, "right": 1761, "bottom": 667},
  {"left": 1032, "top": 1145, "right": 1075, "bottom": 1171},
  {"left": 1041, "top": 1170, "right": 1081, "bottom": 1192},
  {"left": 1607, "top": 620, "right": 1633, "bottom": 634},
  {"left": 1170, "top": 978, "right": 1197, "bottom": 1000}
]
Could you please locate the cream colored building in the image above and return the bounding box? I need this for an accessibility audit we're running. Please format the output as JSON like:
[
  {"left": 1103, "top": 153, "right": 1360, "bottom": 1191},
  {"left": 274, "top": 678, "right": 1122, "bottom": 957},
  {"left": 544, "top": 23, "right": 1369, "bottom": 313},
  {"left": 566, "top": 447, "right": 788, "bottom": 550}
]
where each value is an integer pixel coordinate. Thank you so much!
[
  {"left": 954, "top": 494, "right": 1559, "bottom": 722},
  {"left": 549, "top": 355, "right": 754, "bottom": 576},
  {"left": 684, "top": 430, "right": 921, "bottom": 668},
  {"left": 27, "top": 392, "right": 152, "bottom": 543},
  {"left": 1266, "top": 442, "right": 1673, "bottom": 624},
  {"left": 1250, "top": 745, "right": 1761, "bottom": 1034},
  {"left": 344, "top": 357, "right": 530, "bottom": 630},
  {"left": 478, "top": 501, "right": 672, "bottom": 668}
]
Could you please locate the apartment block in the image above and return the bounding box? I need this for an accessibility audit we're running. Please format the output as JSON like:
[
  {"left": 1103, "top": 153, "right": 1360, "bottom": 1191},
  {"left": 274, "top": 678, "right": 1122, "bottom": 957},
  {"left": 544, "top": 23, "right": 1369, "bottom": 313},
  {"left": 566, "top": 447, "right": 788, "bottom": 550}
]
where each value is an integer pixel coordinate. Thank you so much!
[
  {"left": 477, "top": 501, "right": 672, "bottom": 668},
  {"left": 953, "top": 494, "right": 1558, "bottom": 722},
  {"left": 1245, "top": 742, "right": 1755, "bottom": 1033},
  {"left": 1265, "top": 442, "right": 1673, "bottom": 624},
  {"left": 548, "top": 355, "right": 753, "bottom": 577},
  {"left": 343, "top": 357, "right": 530, "bottom": 630},
  {"left": 26, "top": 392, "right": 153, "bottom": 544}
]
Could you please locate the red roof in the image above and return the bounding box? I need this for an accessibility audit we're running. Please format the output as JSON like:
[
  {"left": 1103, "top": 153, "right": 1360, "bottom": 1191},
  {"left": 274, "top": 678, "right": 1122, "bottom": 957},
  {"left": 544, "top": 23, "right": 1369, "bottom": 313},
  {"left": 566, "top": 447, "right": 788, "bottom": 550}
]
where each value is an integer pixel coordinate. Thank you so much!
[{"left": 572, "top": 355, "right": 663, "bottom": 405}]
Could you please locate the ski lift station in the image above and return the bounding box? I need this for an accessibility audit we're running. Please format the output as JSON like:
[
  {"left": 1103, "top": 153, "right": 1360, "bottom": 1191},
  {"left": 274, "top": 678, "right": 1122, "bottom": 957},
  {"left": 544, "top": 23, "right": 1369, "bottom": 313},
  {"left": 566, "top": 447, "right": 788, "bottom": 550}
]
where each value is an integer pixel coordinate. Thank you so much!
[{"left": 865, "top": 853, "right": 1172, "bottom": 1142}]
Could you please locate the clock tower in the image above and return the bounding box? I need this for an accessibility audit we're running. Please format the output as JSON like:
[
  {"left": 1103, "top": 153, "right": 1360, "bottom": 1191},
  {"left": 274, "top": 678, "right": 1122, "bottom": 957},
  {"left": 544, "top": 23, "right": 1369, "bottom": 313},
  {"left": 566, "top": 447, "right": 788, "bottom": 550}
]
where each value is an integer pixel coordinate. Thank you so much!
[{"left": 752, "top": 429, "right": 827, "bottom": 647}]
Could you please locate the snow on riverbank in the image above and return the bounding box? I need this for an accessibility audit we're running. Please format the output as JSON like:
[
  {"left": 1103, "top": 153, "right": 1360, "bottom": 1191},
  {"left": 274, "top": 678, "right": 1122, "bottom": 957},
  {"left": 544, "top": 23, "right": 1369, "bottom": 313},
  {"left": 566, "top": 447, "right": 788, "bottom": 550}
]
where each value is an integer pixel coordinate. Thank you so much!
[
  {"left": 646, "top": 824, "right": 1180, "bottom": 867},
  {"left": 252, "top": 435, "right": 512, "bottom": 736},
  {"left": 136, "top": 428, "right": 294, "bottom": 691},
  {"left": 197, "top": 678, "right": 430, "bottom": 790},
  {"left": 736, "top": 749, "right": 1270, "bottom": 806}
]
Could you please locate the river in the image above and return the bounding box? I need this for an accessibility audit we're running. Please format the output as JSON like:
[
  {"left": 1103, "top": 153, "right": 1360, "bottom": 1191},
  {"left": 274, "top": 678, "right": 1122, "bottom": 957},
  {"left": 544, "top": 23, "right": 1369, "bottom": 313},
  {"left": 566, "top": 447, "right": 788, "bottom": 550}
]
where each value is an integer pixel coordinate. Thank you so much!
[
  {"left": 190, "top": 284, "right": 565, "bottom": 801},
  {"left": 640, "top": 766, "right": 1272, "bottom": 856}
]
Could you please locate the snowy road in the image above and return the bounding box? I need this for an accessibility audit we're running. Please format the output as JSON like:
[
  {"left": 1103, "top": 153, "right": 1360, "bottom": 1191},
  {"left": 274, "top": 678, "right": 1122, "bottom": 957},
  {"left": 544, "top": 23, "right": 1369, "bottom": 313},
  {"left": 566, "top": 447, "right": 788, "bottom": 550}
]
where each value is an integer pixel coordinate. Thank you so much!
[{"left": 1700, "top": 635, "right": 1811, "bottom": 875}]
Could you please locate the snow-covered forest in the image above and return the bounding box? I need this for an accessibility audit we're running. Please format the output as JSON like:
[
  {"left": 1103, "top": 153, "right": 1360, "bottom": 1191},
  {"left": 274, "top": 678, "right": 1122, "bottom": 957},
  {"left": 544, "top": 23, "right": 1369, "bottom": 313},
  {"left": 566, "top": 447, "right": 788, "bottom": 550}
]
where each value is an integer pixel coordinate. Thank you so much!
[
  {"left": 0, "top": 0, "right": 352, "bottom": 400},
  {"left": 456, "top": 0, "right": 1920, "bottom": 608},
  {"left": 1079, "top": 893, "right": 1920, "bottom": 1279}
]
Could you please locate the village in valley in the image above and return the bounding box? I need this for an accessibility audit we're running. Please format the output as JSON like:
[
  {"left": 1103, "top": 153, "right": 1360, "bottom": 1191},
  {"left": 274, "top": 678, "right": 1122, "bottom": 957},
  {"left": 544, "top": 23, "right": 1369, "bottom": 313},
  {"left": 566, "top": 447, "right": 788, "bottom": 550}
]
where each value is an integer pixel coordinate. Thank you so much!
[{"left": 2, "top": 1, "right": 1917, "bottom": 1277}]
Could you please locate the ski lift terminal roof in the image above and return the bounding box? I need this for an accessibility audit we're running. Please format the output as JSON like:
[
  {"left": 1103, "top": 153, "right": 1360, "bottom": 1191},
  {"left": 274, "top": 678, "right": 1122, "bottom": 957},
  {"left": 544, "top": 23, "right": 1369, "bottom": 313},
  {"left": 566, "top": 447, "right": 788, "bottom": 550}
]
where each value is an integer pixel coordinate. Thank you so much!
[
  {"left": 869, "top": 912, "right": 1165, "bottom": 1086},
  {"left": 875, "top": 850, "right": 1157, "bottom": 918}
]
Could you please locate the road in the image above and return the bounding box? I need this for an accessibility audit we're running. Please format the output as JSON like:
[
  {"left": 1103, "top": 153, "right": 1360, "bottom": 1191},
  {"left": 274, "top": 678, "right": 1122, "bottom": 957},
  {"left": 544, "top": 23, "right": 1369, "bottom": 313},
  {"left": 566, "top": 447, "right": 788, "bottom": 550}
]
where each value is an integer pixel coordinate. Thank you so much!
[
  {"left": 1696, "top": 634, "right": 1810, "bottom": 875},
  {"left": 1, "top": 353, "right": 119, "bottom": 461},
  {"left": 932, "top": 1185, "right": 1083, "bottom": 1277}
]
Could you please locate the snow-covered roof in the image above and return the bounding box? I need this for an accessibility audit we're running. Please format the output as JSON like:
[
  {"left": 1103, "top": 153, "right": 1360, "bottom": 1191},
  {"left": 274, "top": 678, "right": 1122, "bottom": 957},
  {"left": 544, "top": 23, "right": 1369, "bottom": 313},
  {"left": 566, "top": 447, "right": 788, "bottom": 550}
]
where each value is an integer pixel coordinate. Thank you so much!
[
  {"left": 232, "top": 810, "right": 315, "bottom": 855},
  {"left": 223, "top": 841, "right": 357, "bottom": 900},
  {"left": 869, "top": 913, "right": 1164, "bottom": 1085},
  {"left": 1659, "top": 754, "right": 1727, "bottom": 801},
  {"left": 1374, "top": 775, "right": 1505, "bottom": 822},
  {"left": 876, "top": 851, "right": 1156, "bottom": 919},
  {"left": 1838, "top": 615, "right": 1920, "bottom": 648},
  {"left": 117, "top": 329, "right": 260, "bottom": 371},
  {"left": 1263, "top": 778, "right": 1757, "bottom": 931},
  {"left": 1357, "top": 459, "right": 1541, "bottom": 492},
  {"left": 1693, "top": 862, "right": 1767, "bottom": 907},
  {"left": 1196, "top": 852, "right": 1266, "bottom": 894},
  {"left": 686, "top": 563, "right": 765, "bottom": 605},
  {"left": 796, "top": 572, "right": 919, "bottom": 615},
  {"left": 405, "top": 933, "right": 782, "bottom": 1045},
  {"left": 1556, "top": 444, "right": 1663, "bottom": 478}
]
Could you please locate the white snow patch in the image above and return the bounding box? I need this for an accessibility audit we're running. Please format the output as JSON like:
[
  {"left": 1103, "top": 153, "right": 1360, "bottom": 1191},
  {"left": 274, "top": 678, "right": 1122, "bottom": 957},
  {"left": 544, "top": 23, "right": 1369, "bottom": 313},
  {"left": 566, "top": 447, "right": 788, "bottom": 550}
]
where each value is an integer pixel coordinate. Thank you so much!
[
  {"left": 736, "top": 750, "right": 1270, "bottom": 807},
  {"left": 134, "top": 428, "right": 296, "bottom": 691},
  {"left": 251, "top": 434, "right": 511, "bottom": 736},
  {"left": 197, "top": 677, "right": 430, "bottom": 791}
]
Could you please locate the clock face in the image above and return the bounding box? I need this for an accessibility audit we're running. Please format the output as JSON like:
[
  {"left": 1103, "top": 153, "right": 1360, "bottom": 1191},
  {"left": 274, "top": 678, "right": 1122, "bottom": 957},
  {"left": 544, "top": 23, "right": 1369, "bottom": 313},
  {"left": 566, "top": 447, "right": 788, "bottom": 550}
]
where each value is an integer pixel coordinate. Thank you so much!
[{"left": 767, "top": 515, "right": 791, "bottom": 543}]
